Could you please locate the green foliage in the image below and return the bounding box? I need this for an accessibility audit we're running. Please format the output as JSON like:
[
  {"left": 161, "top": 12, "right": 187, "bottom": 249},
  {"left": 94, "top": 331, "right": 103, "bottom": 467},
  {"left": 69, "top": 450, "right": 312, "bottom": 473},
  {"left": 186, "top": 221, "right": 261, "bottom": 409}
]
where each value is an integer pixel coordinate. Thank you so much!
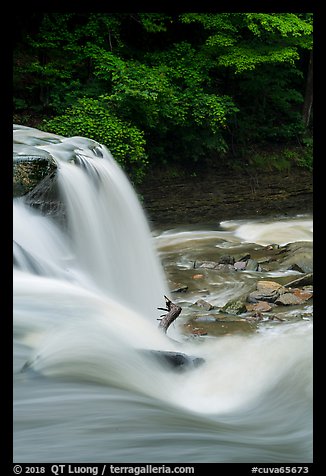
[
  {"left": 138, "top": 13, "right": 172, "bottom": 32},
  {"left": 193, "top": 94, "right": 238, "bottom": 130},
  {"left": 249, "top": 151, "right": 292, "bottom": 172},
  {"left": 42, "top": 98, "right": 148, "bottom": 183},
  {"left": 182, "top": 13, "right": 312, "bottom": 73},
  {"left": 13, "top": 12, "right": 313, "bottom": 177},
  {"left": 218, "top": 45, "right": 300, "bottom": 73},
  {"left": 86, "top": 38, "right": 239, "bottom": 163},
  {"left": 248, "top": 143, "right": 313, "bottom": 172},
  {"left": 180, "top": 12, "right": 312, "bottom": 146},
  {"left": 245, "top": 13, "right": 313, "bottom": 43},
  {"left": 296, "top": 135, "right": 313, "bottom": 170}
]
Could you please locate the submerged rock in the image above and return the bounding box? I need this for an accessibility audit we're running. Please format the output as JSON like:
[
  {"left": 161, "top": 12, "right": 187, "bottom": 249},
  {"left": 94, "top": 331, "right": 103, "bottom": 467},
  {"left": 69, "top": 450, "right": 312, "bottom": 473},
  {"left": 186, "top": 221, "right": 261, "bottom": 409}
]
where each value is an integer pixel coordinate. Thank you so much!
[
  {"left": 196, "top": 261, "right": 234, "bottom": 271},
  {"left": 195, "top": 255, "right": 261, "bottom": 273},
  {"left": 170, "top": 285, "right": 189, "bottom": 293},
  {"left": 141, "top": 350, "right": 205, "bottom": 372},
  {"left": 184, "top": 316, "right": 257, "bottom": 337},
  {"left": 21, "top": 350, "right": 205, "bottom": 377}
]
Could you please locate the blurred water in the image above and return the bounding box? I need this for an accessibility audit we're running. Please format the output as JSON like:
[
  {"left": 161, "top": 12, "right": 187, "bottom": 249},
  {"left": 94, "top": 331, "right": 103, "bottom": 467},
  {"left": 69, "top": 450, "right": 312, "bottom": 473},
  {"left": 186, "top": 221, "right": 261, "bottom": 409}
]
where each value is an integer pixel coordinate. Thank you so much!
[{"left": 13, "top": 127, "right": 313, "bottom": 463}]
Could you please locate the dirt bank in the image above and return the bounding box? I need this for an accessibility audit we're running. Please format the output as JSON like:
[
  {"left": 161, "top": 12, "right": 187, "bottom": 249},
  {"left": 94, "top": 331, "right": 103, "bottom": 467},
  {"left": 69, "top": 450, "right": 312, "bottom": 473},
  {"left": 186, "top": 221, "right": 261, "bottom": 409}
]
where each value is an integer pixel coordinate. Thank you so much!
[{"left": 137, "top": 167, "right": 313, "bottom": 229}]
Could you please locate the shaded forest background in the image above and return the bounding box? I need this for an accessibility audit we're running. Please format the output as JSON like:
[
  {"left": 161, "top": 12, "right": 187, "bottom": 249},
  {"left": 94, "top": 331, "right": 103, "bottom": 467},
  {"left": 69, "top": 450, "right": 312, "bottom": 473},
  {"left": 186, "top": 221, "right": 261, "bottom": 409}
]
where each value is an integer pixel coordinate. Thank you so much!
[{"left": 13, "top": 12, "right": 313, "bottom": 183}]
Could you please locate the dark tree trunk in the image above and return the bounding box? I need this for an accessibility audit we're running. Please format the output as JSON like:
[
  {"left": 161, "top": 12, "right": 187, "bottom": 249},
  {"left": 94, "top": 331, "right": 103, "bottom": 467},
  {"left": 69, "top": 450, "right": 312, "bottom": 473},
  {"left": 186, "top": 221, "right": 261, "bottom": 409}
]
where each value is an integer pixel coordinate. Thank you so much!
[{"left": 302, "top": 50, "right": 313, "bottom": 130}]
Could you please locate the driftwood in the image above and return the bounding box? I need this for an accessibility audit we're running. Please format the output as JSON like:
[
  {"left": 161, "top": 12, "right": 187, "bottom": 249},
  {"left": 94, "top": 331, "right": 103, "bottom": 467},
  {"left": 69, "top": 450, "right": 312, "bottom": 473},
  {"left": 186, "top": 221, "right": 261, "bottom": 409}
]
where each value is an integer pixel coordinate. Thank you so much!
[{"left": 157, "top": 295, "right": 182, "bottom": 333}]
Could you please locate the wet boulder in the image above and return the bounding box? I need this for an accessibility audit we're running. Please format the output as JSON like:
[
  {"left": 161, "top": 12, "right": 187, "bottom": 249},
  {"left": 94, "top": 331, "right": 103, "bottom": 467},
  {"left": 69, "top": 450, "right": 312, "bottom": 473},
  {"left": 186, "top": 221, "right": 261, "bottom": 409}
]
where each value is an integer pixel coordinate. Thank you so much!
[
  {"left": 13, "top": 152, "right": 57, "bottom": 198},
  {"left": 13, "top": 126, "right": 64, "bottom": 219},
  {"left": 193, "top": 299, "right": 215, "bottom": 311},
  {"left": 256, "top": 241, "right": 312, "bottom": 274},
  {"left": 245, "top": 301, "right": 273, "bottom": 312},
  {"left": 218, "top": 255, "right": 235, "bottom": 265},
  {"left": 245, "top": 258, "right": 260, "bottom": 271},
  {"left": 221, "top": 298, "right": 247, "bottom": 315},
  {"left": 275, "top": 293, "right": 303, "bottom": 306},
  {"left": 246, "top": 278, "right": 313, "bottom": 308},
  {"left": 233, "top": 261, "right": 246, "bottom": 271},
  {"left": 247, "top": 280, "right": 283, "bottom": 303},
  {"left": 280, "top": 242, "right": 313, "bottom": 273},
  {"left": 13, "top": 125, "right": 59, "bottom": 197}
]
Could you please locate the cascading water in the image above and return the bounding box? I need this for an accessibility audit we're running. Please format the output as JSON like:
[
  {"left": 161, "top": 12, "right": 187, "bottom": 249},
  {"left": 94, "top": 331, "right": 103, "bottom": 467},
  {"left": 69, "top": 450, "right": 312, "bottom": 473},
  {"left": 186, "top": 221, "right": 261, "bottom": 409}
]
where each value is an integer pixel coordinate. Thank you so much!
[
  {"left": 13, "top": 126, "right": 313, "bottom": 464},
  {"left": 14, "top": 127, "right": 168, "bottom": 319}
]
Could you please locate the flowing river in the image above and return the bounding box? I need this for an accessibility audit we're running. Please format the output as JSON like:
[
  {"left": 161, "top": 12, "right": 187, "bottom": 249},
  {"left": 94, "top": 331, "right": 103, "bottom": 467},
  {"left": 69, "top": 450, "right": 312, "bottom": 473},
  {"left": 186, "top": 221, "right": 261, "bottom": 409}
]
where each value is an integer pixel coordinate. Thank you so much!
[{"left": 13, "top": 126, "right": 313, "bottom": 463}]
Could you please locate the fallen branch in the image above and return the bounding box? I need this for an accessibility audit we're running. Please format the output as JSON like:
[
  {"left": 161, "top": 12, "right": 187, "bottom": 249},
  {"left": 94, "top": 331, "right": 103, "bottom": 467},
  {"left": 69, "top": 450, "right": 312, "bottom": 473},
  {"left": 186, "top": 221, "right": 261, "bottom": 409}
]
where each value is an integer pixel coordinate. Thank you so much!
[{"left": 157, "top": 295, "right": 182, "bottom": 333}]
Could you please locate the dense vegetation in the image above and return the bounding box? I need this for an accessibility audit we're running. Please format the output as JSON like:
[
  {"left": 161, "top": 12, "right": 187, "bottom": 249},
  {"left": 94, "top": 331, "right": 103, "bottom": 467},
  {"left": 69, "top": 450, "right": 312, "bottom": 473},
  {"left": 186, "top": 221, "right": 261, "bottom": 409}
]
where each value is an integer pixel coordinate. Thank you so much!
[{"left": 13, "top": 12, "right": 313, "bottom": 182}]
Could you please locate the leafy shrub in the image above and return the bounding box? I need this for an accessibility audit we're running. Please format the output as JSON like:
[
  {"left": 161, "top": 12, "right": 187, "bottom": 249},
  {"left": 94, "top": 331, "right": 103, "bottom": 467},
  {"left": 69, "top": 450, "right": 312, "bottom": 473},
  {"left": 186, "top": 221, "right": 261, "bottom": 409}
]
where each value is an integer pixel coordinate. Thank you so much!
[{"left": 41, "top": 97, "right": 148, "bottom": 183}]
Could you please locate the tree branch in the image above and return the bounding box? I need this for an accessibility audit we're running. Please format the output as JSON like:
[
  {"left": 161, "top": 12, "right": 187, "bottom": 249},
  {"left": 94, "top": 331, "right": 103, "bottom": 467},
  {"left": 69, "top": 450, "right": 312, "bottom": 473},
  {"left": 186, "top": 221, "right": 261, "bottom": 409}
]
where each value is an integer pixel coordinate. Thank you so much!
[{"left": 157, "top": 295, "right": 182, "bottom": 333}]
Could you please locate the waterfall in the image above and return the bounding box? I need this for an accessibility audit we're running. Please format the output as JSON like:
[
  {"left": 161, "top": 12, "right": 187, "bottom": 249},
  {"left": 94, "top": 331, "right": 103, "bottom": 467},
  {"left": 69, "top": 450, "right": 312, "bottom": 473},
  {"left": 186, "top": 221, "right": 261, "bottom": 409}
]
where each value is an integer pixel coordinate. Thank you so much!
[{"left": 13, "top": 127, "right": 168, "bottom": 321}]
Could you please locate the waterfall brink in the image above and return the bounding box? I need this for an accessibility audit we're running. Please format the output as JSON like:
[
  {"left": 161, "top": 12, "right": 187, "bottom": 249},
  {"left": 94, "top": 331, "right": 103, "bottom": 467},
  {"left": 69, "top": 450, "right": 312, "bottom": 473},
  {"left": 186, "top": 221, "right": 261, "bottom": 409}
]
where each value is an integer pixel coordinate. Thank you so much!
[
  {"left": 13, "top": 127, "right": 168, "bottom": 321},
  {"left": 55, "top": 147, "right": 169, "bottom": 319}
]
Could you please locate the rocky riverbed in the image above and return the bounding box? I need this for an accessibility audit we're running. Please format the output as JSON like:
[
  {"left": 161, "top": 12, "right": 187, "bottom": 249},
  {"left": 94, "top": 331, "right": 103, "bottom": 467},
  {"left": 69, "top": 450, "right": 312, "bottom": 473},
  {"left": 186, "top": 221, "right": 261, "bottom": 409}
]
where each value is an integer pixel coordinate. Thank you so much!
[
  {"left": 154, "top": 219, "right": 313, "bottom": 340},
  {"left": 139, "top": 165, "right": 313, "bottom": 340}
]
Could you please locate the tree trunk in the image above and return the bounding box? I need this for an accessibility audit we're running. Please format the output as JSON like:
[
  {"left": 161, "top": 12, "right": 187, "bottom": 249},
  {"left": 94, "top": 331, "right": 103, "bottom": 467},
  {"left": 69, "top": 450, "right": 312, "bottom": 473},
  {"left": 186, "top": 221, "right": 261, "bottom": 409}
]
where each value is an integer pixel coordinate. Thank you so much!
[{"left": 302, "top": 50, "right": 313, "bottom": 130}]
